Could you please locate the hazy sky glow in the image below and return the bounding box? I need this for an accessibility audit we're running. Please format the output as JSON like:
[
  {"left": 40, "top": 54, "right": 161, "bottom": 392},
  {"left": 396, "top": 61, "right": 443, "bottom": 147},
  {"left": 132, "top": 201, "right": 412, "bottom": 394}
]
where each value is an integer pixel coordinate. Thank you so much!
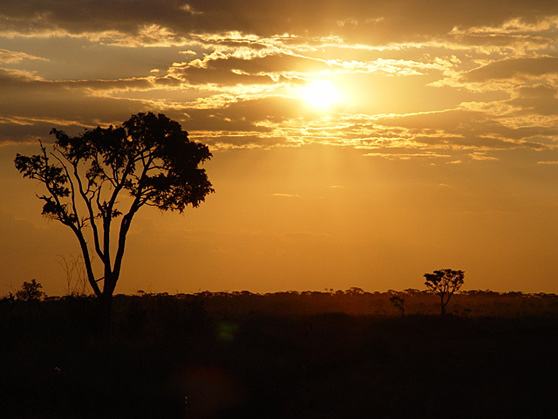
[{"left": 1, "top": 1, "right": 558, "bottom": 294}]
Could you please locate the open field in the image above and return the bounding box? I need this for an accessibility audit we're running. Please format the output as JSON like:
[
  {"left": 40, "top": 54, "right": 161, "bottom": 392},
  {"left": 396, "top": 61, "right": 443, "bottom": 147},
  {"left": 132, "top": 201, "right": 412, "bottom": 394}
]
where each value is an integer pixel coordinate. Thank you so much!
[{"left": 2, "top": 291, "right": 558, "bottom": 418}]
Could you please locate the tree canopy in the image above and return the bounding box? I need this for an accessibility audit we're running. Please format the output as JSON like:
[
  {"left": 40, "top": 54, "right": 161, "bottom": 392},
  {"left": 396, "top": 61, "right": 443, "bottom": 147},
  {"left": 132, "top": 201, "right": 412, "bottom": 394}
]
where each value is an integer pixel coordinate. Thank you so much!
[
  {"left": 15, "top": 112, "right": 214, "bottom": 300},
  {"left": 424, "top": 268, "right": 464, "bottom": 316}
]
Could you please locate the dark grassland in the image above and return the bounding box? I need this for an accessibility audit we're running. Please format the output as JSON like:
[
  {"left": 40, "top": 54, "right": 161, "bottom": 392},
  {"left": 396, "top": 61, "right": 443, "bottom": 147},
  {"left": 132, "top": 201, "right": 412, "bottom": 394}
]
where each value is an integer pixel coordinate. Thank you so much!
[{"left": 2, "top": 291, "right": 558, "bottom": 419}]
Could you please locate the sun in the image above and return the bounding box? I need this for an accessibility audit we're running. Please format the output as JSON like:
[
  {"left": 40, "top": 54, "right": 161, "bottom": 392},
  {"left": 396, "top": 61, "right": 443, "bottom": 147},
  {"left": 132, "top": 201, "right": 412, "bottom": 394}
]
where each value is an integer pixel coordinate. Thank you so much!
[{"left": 299, "top": 79, "right": 342, "bottom": 110}]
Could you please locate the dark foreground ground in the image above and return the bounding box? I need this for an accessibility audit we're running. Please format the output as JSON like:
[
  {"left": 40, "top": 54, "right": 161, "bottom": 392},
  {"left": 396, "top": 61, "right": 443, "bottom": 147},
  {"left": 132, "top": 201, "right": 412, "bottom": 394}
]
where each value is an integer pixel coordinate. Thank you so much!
[{"left": 2, "top": 291, "right": 558, "bottom": 418}]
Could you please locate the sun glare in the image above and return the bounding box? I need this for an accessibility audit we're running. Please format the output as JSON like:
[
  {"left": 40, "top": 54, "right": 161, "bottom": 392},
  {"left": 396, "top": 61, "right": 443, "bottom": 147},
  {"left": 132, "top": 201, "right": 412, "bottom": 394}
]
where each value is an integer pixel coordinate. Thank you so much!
[{"left": 299, "top": 79, "right": 342, "bottom": 110}]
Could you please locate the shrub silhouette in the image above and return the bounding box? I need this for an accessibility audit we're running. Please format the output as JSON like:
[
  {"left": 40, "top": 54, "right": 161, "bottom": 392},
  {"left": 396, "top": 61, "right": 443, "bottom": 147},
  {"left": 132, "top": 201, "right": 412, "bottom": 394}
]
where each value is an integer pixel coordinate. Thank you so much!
[
  {"left": 57, "top": 254, "right": 88, "bottom": 296},
  {"left": 424, "top": 268, "right": 464, "bottom": 316},
  {"left": 14, "top": 112, "right": 214, "bottom": 316},
  {"left": 15, "top": 279, "right": 45, "bottom": 302}
]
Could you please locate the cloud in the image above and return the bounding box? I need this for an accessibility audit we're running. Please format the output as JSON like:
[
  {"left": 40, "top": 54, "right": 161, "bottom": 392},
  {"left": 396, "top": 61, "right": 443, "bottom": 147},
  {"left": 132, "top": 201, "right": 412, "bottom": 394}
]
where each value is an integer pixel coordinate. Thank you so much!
[
  {"left": 465, "top": 57, "right": 558, "bottom": 82},
  {"left": 363, "top": 151, "right": 451, "bottom": 160},
  {"left": 0, "top": 116, "right": 89, "bottom": 142},
  {"left": 0, "top": 68, "right": 153, "bottom": 90},
  {"left": 271, "top": 193, "right": 300, "bottom": 198},
  {"left": 469, "top": 152, "right": 498, "bottom": 161},
  {"left": 0, "top": 69, "right": 157, "bottom": 140},
  {"left": 1, "top": 0, "right": 558, "bottom": 44},
  {"left": 0, "top": 48, "right": 46, "bottom": 63},
  {"left": 0, "top": 67, "right": 298, "bottom": 147},
  {"left": 168, "top": 53, "right": 330, "bottom": 85},
  {"left": 0, "top": 0, "right": 557, "bottom": 159},
  {"left": 508, "top": 85, "right": 558, "bottom": 116}
]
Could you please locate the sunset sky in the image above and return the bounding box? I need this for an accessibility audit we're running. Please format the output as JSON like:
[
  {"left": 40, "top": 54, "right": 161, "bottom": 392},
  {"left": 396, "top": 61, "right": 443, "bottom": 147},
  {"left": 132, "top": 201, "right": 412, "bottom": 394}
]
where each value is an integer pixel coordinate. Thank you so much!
[{"left": 1, "top": 1, "right": 558, "bottom": 294}]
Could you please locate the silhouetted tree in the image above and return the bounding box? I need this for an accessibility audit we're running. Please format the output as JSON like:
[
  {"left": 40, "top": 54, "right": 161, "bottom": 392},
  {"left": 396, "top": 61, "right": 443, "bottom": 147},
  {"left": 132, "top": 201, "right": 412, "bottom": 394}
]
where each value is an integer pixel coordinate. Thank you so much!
[
  {"left": 15, "top": 113, "right": 213, "bottom": 314},
  {"left": 424, "top": 269, "right": 464, "bottom": 316},
  {"left": 15, "top": 279, "right": 45, "bottom": 302},
  {"left": 389, "top": 294, "right": 405, "bottom": 316}
]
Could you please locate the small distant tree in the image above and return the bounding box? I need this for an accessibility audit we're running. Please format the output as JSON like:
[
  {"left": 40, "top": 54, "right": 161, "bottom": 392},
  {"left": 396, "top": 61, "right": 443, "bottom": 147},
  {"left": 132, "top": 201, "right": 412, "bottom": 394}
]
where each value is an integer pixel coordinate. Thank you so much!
[
  {"left": 389, "top": 294, "right": 405, "bottom": 317},
  {"left": 15, "top": 279, "right": 46, "bottom": 302},
  {"left": 424, "top": 269, "right": 464, "bottom": 316}
]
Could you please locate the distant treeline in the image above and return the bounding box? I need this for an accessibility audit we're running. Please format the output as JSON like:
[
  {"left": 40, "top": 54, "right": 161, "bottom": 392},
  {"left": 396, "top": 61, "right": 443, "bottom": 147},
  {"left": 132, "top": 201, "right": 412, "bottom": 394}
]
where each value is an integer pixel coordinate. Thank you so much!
[{"left": 5, "top": 288, "right": 558, "bottom": 318}]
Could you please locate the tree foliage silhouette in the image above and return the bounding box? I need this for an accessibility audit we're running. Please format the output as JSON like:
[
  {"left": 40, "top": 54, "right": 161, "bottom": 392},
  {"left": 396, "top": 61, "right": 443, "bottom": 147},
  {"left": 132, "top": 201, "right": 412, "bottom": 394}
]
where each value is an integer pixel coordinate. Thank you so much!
[
  {"left": 15, "top": 112, "right": 213, "bottom": 306},
  {"left": 424, "top": 268, "right": 464, "bottom": 316},
  {"left": 15, "top": 279, "right": 45, "bottom": 302}
]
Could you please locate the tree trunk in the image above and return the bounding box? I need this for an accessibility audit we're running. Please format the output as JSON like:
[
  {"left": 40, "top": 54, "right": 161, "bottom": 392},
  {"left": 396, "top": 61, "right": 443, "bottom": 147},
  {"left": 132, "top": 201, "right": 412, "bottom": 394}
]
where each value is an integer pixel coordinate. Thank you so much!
[
  {"left": 100, "top": 269, "right": 121, "bottom": 336},
  {"left": 100, "top": 292, "right": 113, "bottom": 336},
  {"left": 440, "top": 295, "right": 446, "bottom": 316}
]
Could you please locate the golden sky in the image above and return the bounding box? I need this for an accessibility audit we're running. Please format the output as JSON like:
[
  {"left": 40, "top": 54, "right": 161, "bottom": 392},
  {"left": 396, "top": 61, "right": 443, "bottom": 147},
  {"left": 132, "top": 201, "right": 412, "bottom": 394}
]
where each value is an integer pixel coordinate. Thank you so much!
[{"left": 1, "top": 1, "right": 558, "bottom": 294}]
